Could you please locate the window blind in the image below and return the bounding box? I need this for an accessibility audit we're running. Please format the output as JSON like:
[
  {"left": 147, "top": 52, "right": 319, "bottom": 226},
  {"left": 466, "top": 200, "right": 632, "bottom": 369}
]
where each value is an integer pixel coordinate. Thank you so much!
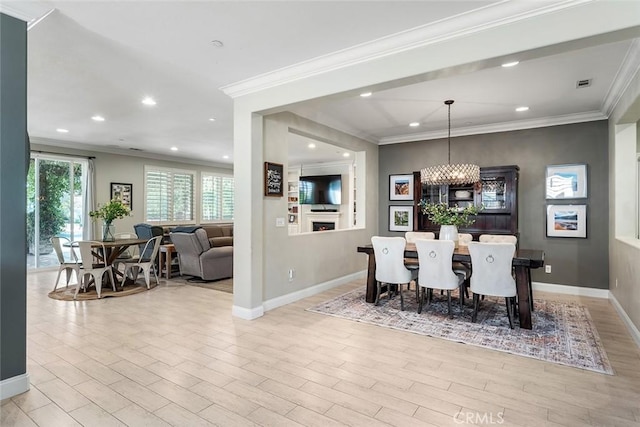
[
  {"left": 202, "top": 173, "right": 234, "bottom": 221},
  {"left": 145, "top": 167, "right": 194, "bottom": 222}
]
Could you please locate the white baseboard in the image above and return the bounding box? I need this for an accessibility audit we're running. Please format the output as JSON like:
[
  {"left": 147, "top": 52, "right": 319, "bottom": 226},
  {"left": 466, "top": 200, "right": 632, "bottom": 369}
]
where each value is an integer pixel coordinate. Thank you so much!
[
  {"left": 608, "top": 293, "right": 640, "bottom": 348},
  {"left": 263, "top": 270, "right": 367, "bottom": 312},
  {"left": 0, "top": 373, "right": 30, "bottom": 400},
  {"left": 231, "top": 304, "right": 264, "bottom": 320},
  {"left": 532, "top": 281, "right": 609, "bottom": 299}
]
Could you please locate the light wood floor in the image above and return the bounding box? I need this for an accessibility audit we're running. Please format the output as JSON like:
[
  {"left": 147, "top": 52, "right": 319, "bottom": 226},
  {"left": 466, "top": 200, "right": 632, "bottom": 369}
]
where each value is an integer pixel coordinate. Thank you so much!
[{"left": 2, "top": 270, "right": 640, "bottom": 426}]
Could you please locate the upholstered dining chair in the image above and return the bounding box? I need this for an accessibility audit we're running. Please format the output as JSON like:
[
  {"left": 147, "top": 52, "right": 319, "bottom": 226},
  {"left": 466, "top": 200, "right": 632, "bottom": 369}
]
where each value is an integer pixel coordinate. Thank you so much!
[
  {"left": 120, "top": 236, "right": 163, "bottom": 289},
  {"left": 403, "top": 231, "right": 435, "bottom": 299},
  {"left": 51, "top": 236, "right": 80, "bottom": 291},
  {"left": 479, "top": 234, "right": 517, "bottom": 245},
  {"left": 468, "top": 242, "right": 517, "bottom": 328},
  {"left": 453, "top": 233, "right": 474, "bottom": 295},
  {"left": 405, "top": 231, "right": 435, "bottom": 243},
  {"left": 74, "top": 241, "right": 116, "bottom": 299},
  {"left": 371, "top": 236, "right": 417, "bottom": 310},
  {"left": 415, "top": 239, "right": 465, "bottom": 318}
]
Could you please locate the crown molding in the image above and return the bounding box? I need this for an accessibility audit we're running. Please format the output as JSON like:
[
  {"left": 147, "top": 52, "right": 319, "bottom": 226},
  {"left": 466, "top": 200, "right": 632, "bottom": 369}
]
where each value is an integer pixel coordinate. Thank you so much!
[
  {"left": 602, "top": 38, "right": 640, "bottom": 117},
  {"left": 378, "top": 111, "right": 607, "bottom": 145},
  {"left": 0, "top": 2, "right": 52, "bottom": 25},
  {"left": 221, "top": 0, "right": 591, "bottom": 98},
  {"left": 29, "top": 137, "right": 232, "bottom": 170}
]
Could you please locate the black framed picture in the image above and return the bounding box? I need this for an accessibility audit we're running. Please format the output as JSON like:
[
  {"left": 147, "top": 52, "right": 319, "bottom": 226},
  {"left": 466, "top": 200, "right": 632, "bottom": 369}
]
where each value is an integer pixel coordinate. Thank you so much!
[
  {"left": 264, "top": 162, "right": 284, "bottom": 197},
  {"left": 111, "top": 182, "right": 132, "bottom": 210}
]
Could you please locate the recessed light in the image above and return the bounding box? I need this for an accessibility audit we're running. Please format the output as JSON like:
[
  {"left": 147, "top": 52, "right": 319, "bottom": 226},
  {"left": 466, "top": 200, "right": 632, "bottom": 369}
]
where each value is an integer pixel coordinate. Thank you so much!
[
  {"left": 502, "top": 61, "right": 519, "bottom": 68},
  {"left": 208, "top": 117, "right": 216, "bottom": 122},
  {"left": 142, "top": 96, "right": 156, "bottom": 106},
  {"left": 170, "top": 146, "right": 178, "bottom": 151},
  {"left": 56, "top": 128, "right": 69, "bottom": 133},
  {"left": 91, "top": 115, "right": 105, "bottom": 122},
  {"left": 308, "top": 143, "right": 316, "bottom": 149},
  {"left": 360, "top": 92, "right": 372, "bottom": 98},
  {"left": 409, "top": 122, "right": 420, "bottom": 127},
  {"left": 343, "top": 153, "right": 350, "bottom": 158},
  {"left": 515, "top": 106, "right": 529, "bottom": 112},
  {"left": 223, "top": 155, "right": 229, "bottom": 159}
]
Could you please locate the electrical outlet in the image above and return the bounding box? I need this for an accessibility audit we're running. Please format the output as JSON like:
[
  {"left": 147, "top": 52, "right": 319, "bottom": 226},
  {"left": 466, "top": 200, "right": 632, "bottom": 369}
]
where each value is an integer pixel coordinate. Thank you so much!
[
  {"left": 545, "top": 265, "right": 551, "bottom": 274},
  {"left": 288, "top": 269, "right": 294, "bottom": 281}
]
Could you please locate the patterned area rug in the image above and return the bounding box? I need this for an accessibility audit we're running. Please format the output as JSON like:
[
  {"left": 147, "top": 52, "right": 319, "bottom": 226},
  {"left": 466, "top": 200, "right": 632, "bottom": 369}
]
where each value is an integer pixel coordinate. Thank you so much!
[
  {"left": 308, "top": 287, "right": 613, "bottom": 375},
  {"left": 48, "top": 280, "right": 157, "bottom": 301}
]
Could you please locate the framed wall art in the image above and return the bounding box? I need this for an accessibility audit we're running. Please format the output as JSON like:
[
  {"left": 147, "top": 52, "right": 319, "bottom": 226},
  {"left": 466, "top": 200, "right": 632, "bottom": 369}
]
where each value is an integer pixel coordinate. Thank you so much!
[
  {"left": 264, "top": 162, "right": 284, "bottom": 197},
  {"left": 545, "top": 163, "right": 587, "bottom": 199},
  {"left": 389, "top": 174, "right": 414, "bottom": 201},
  {"left": 110, "top": 182, "right": 132, "bottom": 209},
  {"left": 389, "top": 205, "right": 413, "bottom": 232},
  {"left": 546, "top": 204, "right": 587, "bottom": 238}
]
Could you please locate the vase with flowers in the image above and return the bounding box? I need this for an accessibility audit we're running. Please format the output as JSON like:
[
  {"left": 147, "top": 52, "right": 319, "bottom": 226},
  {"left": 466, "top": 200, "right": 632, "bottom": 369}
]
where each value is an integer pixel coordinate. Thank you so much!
[
  {"left": 89, "top": 199, "right": 131, "bottom": 241},
  {"left": 418, "top": 201, "right": 482, "bottom": 246}
]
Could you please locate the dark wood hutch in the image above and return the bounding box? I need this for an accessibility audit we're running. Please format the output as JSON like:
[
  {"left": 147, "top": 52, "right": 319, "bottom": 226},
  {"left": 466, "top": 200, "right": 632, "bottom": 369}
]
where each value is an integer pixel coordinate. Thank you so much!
[{"left": 412, "top": 165, "right": 519, "bottom": 239}]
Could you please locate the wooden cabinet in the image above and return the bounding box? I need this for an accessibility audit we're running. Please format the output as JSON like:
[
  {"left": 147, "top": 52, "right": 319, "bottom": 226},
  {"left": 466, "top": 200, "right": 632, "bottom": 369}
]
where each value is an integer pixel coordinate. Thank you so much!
[{"left": 413, "top": 165, "right": 519, "bottom": 237}]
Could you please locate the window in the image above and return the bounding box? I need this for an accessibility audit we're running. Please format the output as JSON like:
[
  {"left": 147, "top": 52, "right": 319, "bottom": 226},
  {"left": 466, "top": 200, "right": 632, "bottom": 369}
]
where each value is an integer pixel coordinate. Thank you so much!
[
  {"left": 144, "top": 166, "right": 195, "bottom": 223},
  {"left": 202, "top": 173, "right": 234, "bottom": 221}
]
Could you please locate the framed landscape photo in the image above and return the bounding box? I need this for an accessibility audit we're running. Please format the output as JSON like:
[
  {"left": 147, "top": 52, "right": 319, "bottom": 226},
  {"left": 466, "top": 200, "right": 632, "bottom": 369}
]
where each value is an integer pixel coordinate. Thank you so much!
[
  {"left": 545, "top": 164, "right": 587, "bottom": 199},
  {"left": 110, "top": 182, "right": 132, "bottom": 209},
  {"left": 546, "top": 204, "right": 587, "bottom": 238},
  {"left": 389, "top": 174, "right": 414, "bottom": 201},
  {"left": 264, "top": 162, "right": 284, "bottom": 197},
  {"left": 389, "top": 205, "right": 413, "bottom": 232}
]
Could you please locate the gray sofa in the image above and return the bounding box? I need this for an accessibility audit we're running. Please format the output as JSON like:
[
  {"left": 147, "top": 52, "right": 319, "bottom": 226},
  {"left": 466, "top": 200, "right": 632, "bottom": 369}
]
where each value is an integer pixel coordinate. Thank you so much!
[{"left": 170, "top": 228, "right": 233, "bottom": 281}]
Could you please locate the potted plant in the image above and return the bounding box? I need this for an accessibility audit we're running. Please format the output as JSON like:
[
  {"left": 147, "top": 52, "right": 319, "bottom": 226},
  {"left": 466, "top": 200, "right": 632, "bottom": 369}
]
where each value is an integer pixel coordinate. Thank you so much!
[
  {"left": 89, "top": 199, "right": 131, "bottom": 241},
  {"left": 418, "top": 201, "right": 482, "bottom": 245}
]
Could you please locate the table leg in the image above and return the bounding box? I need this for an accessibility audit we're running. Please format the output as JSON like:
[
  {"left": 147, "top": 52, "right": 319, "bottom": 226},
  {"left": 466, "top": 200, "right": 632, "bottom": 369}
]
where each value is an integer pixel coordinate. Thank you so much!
[
  {"left": 165, "top": 250, "right": 172, "bottom": 280},
  {"left": 159, "top": 249, "right": 166, "bottom": 281},
  {"left": 365, "top": 253, "right": 377, "bottom": 303},
  {"left": 515, "top": 265, "right": 532, "bottom": 329}
]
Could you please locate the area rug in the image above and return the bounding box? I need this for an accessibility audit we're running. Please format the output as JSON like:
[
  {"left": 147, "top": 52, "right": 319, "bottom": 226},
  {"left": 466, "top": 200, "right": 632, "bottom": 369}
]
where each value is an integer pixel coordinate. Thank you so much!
[
  {"left": 48, "top": 281, "right": 157, "bottom": 301},
  {"left": 308, "top": 288, "right": 613, "bottom": 375}
]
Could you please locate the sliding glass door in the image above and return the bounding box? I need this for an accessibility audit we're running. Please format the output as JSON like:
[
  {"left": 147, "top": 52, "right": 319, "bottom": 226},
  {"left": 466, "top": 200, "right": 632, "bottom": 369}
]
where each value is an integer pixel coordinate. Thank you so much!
[{"left": 27, "top": 155, "right": 87, "bottom": 269}]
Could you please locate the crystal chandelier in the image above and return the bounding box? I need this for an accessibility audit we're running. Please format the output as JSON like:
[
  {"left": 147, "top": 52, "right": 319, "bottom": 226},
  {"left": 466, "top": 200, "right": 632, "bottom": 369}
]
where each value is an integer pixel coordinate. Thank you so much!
[{"left": 420, "top": 100, "right": 480, "bottom": 186}]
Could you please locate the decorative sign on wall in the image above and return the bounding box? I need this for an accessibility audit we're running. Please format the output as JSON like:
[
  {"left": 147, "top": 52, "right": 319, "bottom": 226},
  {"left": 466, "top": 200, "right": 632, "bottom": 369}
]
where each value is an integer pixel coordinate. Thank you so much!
[{"left": 264, "top": 162, "right": 284, "bottom": 197}]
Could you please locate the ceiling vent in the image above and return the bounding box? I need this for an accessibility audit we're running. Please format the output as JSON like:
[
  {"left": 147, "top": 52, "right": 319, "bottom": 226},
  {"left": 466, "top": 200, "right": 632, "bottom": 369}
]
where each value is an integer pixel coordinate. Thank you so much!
[{"left": 576, "top": 79, "right": 592, "bottom": 89}]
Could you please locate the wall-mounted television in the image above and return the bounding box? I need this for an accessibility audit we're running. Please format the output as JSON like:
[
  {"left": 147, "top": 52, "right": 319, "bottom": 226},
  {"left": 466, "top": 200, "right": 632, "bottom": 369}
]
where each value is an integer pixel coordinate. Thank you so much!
[{"left": 299, "top": 174, "right": 342, "bottom": 205}]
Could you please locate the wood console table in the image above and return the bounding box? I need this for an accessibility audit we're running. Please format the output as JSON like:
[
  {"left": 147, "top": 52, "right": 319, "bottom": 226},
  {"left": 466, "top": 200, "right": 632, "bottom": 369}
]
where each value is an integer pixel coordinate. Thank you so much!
[
  {"left": 357, "top": 244, "right": 544, "bottom": 330},
  {"left": 159, "top": 244, "right": 177, "bottom": 280}
]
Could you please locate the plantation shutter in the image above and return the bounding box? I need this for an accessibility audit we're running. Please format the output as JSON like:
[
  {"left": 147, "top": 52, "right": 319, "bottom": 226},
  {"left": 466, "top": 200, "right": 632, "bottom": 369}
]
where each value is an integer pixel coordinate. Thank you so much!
[
  {"left": 201, "top": 174, "right": 234, "bottom": 221},
  {"left": 145, "top": 167, "right": 194, "bottom": 223}
]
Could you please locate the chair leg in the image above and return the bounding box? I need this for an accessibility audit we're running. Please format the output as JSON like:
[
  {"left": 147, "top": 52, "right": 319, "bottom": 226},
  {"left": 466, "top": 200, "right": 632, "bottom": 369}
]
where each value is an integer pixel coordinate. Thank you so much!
[
  {"left": 447, "top": 290, "right": 453, "bottom": 319},
  {"left": 459, "top": 284, "right": 465, "bottom": 308},
  {"left": 506, "top": 297, "right": 515, "bottom": 329},
  {"left": 143, "top": 267, "right": 151, "bottom": 289},
  {"left": 95, "top": 274, "right": 102, "bottom": 299},
  {"left": 53, "top": 268, "right": 63, "bottom": 291},
  {"left": 472, "top": 294, "right": 480, "bottom": 323},
  {"left": 399, "top": 283, "right": 405, "bottom": 311},
  {"left": 375, "top": 281, "right": 381, "bottom": 306},
  {"left": 418, "top": 287, "right": 424, "bottom": 314}
]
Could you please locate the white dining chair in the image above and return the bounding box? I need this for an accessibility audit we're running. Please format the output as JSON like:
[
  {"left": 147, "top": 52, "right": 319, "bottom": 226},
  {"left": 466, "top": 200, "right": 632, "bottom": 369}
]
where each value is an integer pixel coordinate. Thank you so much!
[
  {"left": 120, "top": 236, "right": 163, "bottom": 289},
  {"left": 371, "top": 236, "right": 417, "bottom": 310},
  {"left": 415, "top": 239, "right": 465, "bottom": 318},
  {"left": 468, "top": 242, "right": 517, "bottom": 328},
  {"left": 453, "top": 232, "right": 474, "bottom": 295},
  {"left": 405, "top": 231, "right": 435, "bottom": 243},
  {"left": 74, "top": 240, "right": 116, "bottom": 299},
  {"left": 479, "top": 234, "right": 517, "bottom": 244},
  {"left": 51, "top": 236, "right": 80, "bottom": 291}
]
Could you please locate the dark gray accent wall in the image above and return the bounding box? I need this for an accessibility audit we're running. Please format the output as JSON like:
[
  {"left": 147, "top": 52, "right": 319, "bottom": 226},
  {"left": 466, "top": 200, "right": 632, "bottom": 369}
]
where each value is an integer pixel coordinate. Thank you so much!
[
  {"left": 379, "top": 121, "right": 609, "bottom": 289},
  {"left": 0, "top": 14, "right": 28, "bottom": 382}
]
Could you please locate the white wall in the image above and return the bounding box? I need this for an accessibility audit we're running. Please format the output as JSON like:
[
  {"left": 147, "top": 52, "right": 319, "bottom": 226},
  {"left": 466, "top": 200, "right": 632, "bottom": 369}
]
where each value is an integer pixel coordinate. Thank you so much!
[
  {"left": 262, "top": 112, "right": 377, "bottom": 301},
  {"left": 31, "top": 139, "right": 233, "bottom": 235},
  {"left": 608, "top": 61, "right": 640, "bottom": 337}
]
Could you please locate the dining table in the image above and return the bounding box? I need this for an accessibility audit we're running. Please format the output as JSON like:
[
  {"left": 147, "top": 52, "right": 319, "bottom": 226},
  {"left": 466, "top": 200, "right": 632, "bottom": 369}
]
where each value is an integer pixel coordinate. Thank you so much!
[
  {"left": 357, "top": 243, "right": 545, "bottom": 329},
  {"left": 89, "top": 238, "right": 148, "bottom": 283}
]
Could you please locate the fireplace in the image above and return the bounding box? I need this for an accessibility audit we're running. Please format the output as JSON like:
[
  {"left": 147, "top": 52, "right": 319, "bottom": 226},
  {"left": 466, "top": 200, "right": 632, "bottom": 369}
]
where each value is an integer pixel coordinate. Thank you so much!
[{"left": 312, "top": 221, "right": 336, "bottom": 232}]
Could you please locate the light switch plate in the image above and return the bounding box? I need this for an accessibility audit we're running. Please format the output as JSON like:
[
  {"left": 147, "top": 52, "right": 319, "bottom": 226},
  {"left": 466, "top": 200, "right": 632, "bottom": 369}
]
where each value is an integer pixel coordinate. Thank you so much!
[{"left": 276, "top": 217, "right": 286, "bottom": 227}]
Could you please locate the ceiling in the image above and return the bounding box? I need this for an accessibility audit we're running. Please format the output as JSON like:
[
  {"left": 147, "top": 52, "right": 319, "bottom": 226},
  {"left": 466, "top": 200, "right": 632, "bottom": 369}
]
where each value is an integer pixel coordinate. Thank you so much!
[{"left": 8, "top": 1, "right": 640, "bottom": 166}]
